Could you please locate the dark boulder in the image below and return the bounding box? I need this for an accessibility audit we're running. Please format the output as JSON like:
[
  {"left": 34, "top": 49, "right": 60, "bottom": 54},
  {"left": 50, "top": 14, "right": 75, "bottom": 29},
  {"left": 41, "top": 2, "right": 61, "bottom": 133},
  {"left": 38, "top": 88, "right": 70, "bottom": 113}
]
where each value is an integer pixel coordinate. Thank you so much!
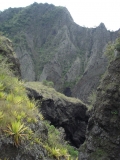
[{"left": 26, "top": 83, "right": 89, "bottom": 148}]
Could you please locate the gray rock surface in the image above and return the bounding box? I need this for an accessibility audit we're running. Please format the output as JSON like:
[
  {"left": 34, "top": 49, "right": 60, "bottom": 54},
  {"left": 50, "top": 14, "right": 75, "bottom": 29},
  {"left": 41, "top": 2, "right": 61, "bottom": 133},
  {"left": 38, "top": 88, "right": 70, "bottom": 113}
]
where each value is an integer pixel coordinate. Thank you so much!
[
  {"left": 0, "top": 35, "right": 21, "bottom": 78},
  {"left": 0, "top": 121, "right": 52, "bottom": 160},
  {"left": 26, "top": 83, "right": 89, "bottom": 148},
  {"left": 0, "top": 3, "right": 119, "bottom": 103},
  {"left": 72, "top": 23, "right": 118, "bottom": 102},
  {"left": 79, "top": 54, "right": 120, "bottom": 160}
]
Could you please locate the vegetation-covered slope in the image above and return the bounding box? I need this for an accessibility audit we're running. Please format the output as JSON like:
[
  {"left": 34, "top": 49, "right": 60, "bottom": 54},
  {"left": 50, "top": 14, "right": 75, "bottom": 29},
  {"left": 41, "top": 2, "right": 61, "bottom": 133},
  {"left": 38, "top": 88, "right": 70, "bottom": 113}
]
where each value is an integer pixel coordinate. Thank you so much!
[
  {"left": 0, "top": 3, "right": 119, "bottom": 102},
  {"left": 0, "top": 35, "right": 79, "bottom": 160},
  {"left": 25, "top": 81, "right": 82, "bottom": 103}
]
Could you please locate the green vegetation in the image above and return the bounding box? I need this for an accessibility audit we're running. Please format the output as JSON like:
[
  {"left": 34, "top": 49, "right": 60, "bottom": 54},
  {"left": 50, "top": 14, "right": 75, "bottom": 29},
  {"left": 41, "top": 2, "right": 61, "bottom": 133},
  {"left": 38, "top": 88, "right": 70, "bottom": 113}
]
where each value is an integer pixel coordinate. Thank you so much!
[
  {"left": 42, "top": 80, "right": 54, "bottom": 88},
  {"left": 111, "top": 110, "right": 118, "bottom": 115},
  {"left": 62, "top": 75, "right": 82, "bottom": 90},
  {"left": 104, "top": 42, "right": 115, "bottom": 61},
  {"left": 0, "top": 3, "right": 86, "bottom": 90},
  {"left": 0, "top": 50, "right": 78, "bottom": 158},
  {"left": 88, "top": 37, "right": 120, "bottom": 111},
  {"left": 105, "top": 37, "right": 120, "bottom": 62},
  {"left": 0, "top": 56, "right": 40, "bottom": 146},
  {"left": 25, "top": 81, "right": 83, "bottom": 104},
  {"left": 90, "top": 148, "right": 108, "bottom": 160},
  {"left": 63, "top": 81, "right": 76, "bottom": 89},
  {"left": 115, "top": 37, "right": 120, "bottom": 52},
  {"left": 0, "top": 35, "right": 13, "bottom": 54},
  {"left": 87, "top": 91, "right": 96, "bottom": 110},
  {"left": 4, "top": 121, "right": 28, "bottom": 146},
  {"left": 0, "top": 4, "right": 88, "bottom": 100},
  {"left": 44, "top": 121, "right": 78, "bottom": 159}
]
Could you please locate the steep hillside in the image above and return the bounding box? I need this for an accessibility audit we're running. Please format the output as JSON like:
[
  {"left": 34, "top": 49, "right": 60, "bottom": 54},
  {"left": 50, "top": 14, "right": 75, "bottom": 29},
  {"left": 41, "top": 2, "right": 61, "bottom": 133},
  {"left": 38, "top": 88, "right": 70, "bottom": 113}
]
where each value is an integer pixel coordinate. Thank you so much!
[
  {"left": 0, "top": 2, "right": 119, "bottom": 102},
  {"left": 0, "top": 35, "right": 79, "bottom": 160},
  {"left": 0, "top": 35, "right": 47, "bottom": 159},
  {"left": 79, "top": 39, "right": 120, "bottom": 160}
]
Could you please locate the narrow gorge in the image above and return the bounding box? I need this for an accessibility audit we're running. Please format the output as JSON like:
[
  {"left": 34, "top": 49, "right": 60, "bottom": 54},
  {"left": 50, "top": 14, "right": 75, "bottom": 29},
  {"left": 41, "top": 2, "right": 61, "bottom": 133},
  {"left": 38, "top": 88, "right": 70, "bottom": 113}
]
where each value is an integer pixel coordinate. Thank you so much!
[{"left": 0, "top": 2, "right": 120, "bottom": 160}]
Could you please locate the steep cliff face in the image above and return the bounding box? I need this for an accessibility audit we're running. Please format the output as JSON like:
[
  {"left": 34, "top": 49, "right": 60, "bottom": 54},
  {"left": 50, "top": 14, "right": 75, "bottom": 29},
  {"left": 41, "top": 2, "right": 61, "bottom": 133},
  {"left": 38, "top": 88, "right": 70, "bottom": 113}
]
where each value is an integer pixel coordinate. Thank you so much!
[
  {"left": 0, "top": 3, "right": 119, "bottom": 102},
  {"left": 0, "top": 35, "right": 21, "bottom": 77},
  {"left": 79, "top": 50, "right": 120, "bottom": 159},
  {"left": 25, "top": 82, "right": 88, "bottom": 148}
]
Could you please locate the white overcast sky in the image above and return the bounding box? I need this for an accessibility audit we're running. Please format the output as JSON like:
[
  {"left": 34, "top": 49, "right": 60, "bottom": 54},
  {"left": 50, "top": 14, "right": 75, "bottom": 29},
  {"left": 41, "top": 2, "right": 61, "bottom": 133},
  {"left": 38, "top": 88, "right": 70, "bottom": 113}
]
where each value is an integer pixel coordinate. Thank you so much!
[{"left": 0, "top": 0, "right": 120, "bottom": 31}]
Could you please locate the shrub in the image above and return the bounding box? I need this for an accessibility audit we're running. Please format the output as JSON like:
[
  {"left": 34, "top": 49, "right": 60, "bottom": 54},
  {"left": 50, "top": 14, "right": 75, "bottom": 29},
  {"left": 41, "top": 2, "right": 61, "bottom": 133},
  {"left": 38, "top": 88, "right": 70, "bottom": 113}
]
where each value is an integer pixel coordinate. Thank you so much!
[
  {"left": 0, "top": 56, "right": 39, "bottom": 146},
  {"left": 0, "top": 55, "right": 78, "bottom": 159},
  {"left": 104, "top": 42, "right": 114, "bottom": 61},
  {"left": 115, "top": 37, "right": 120, "bottom": 52},
  {"left": 42, "top": 80, "right": 54, "bottom": 87},
  {"left": 4, "top": 121, "right": 28, "bottom": 146},
  {"left": 88, "top": 91, "right": 96, "bottom": 110},
  {"left": 104, "top": 37, "right": 120, "bottom": 61},
  {"left": 44, "top": 121, "right": 78, "bottom": 159}
]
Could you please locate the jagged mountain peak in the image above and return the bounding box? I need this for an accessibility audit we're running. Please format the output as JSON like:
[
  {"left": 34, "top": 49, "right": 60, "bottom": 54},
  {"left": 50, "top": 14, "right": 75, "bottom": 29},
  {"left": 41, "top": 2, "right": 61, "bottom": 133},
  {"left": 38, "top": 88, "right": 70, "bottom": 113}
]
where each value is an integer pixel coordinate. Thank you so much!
[
  {"left": 98, "top": 22, "right": 106, "bottom": 29},
  {"left": 0, "top": 3, "right": 119, "bottom": 103}
]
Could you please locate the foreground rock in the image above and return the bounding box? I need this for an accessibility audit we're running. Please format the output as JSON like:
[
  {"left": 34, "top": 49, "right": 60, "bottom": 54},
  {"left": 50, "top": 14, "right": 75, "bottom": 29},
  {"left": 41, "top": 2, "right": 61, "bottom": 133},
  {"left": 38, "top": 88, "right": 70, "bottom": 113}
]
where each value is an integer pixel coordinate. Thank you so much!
[
  {"left": 0, "top": 121, "right": 50, "bottom": 160},
  {"left": 25, "top": 82, "right": 89, "bottom": 148},
  {"left": 79, "top": 53, "right": 120, "bottom": 159}
]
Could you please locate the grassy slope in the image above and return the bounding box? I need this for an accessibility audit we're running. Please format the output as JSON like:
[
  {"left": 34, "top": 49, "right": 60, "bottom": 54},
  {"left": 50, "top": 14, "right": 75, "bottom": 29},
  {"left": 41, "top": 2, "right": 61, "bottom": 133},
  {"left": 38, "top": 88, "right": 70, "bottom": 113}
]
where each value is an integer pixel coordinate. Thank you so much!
[
  {"left": 25, "top": 81, "right": 84, "bottom": 104},
  {"left": 0, "top": 35, "right": 79, "bottom": 160}
]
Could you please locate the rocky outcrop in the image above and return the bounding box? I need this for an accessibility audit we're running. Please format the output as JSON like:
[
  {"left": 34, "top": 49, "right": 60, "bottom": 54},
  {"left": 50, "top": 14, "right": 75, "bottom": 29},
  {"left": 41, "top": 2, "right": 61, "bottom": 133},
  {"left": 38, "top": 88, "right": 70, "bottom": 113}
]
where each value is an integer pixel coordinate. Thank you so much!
[
  {"left": 0, "top": 35, "right": 21, "bottom": 77},
  {"left": 72, "top": 23, "right": 119, "bottom": 102},
  {"left": 0, "top": 121, "right": 50, "bottom": 160},
  {"left": 79, "top": 51, "right": 120, "bottom": 159},
  {"left": 25, "top": 82, "right": 89, "bottom": 148}
]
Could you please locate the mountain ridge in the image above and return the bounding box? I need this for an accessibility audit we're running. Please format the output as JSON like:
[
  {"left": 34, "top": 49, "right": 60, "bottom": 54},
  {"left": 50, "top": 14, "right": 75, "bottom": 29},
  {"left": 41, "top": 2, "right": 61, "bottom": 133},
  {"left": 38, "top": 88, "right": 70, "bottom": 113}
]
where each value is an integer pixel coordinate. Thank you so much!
[{"left": 0, "top": 2, "right": 119, "bottom": 102}]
